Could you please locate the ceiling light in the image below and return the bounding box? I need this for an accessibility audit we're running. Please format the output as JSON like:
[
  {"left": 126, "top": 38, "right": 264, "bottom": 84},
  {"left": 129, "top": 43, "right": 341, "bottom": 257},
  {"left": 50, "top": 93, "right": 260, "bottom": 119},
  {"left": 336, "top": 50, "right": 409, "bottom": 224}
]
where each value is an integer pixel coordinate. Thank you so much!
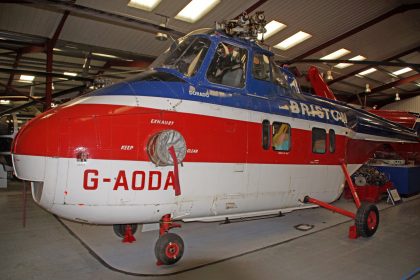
[
  {"left": 395, "top": 93, "right": 400, "bottom": 101},
  {"left": 156, "top": 17, "right": 169, "bottom": 41},
  {"left": 365, "top": 83, "right": 371, "bottom": 93},
  {"left": 127, "top": 0, "right": 162, "bottom": 11},
  {"left": 274, "top": 31, "right": 312, "bottom": 50},
  {"left": 92, "top": 52, "right": 118, "bottom": 59},
  {"left": 175, "top": 0, "right": 221, "bottom": 23},
  {"left": 19, "top": 75, "right": 35, "bottom": 82},
  {"left": 321, "top": 48, "right": 350, "bottom": 60},
  {"left": 63, "top": 72, "right": 77, "bottom": 77},
  {"left": 0, "top": 100, "right": 10, "bottom": 105},
  {"left": 326, "top": 70, "right": 333, "bottom": 80},
  {"left": 392, "top": 67, "right": 412, "bottom": 76},
  {"left": 257, "top": 20, "right": 286, "bottom": 41},
  {"left": 357, "top": 68, "right": 377, "bottom": 76},
  {"left": 335, "top": 55, "right": 366, "bottom": 69}
]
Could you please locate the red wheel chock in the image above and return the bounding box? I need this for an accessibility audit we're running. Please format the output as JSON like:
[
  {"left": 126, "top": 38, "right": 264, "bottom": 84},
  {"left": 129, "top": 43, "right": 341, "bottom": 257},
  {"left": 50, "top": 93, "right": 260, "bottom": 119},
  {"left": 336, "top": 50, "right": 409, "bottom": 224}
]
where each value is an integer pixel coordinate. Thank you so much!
[
  {"left": 122, "top": 224, "right": 136, "bottom": 243},
  {"left": 303, "top": 161, "right": 362, "bottom": 239}
]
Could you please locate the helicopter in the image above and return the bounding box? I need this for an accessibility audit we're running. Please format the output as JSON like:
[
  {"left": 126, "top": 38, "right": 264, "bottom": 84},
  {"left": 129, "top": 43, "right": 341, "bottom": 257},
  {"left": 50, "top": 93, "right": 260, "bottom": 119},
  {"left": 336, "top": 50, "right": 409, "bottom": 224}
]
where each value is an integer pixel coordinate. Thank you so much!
[{"left": 11, "top": 12, "right": 419, "bottom": 265}]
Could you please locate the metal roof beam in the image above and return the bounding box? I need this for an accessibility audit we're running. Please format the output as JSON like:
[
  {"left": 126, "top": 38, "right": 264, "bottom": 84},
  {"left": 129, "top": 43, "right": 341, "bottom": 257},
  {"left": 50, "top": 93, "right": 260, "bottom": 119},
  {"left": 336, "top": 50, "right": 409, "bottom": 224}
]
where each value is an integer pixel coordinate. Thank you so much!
[
  {"left": 327, "top": 45, "right": 420, "bottom": 85},
  {"left": 290, "top": 4, "right": 420, "bottom": 63},
  {"left": 348, "top": 73, "right": 420, "bottom": 103}
]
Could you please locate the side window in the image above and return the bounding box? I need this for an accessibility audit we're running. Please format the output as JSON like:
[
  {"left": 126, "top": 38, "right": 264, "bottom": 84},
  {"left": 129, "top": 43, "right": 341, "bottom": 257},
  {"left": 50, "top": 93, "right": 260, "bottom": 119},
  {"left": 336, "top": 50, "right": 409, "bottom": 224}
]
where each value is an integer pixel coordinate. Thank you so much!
[
  {"left": 272, "top": 122, "right": 291, "bottom": 151},
  {"left": 271, "top": 61, "right": 289, "bottom": 88},
  {"left": 253, "top": 53, "right": 271, "bottom": 81},
  {"left": 312, "top": 128, "right": 326, "bottom": 154},
  {"left": 206, "top": 42, "right": 247, "bottom": 88},
  {"left": 329, "top": 129, "right": 336, "bottom": 153},
  {"left": 262, "top": 120, "right": 270, "bottom": 150}
]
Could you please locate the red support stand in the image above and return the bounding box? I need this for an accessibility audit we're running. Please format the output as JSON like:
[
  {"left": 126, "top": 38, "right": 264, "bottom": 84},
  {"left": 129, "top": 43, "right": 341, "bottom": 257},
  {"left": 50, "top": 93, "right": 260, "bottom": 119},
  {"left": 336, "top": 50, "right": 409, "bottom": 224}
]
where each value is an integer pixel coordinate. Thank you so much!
[
  {"left": 348, "top": 225, "right": 358, "bottom": 239},
  {"left": 303, "top": 196, "right": 355, "bottom": 219},
  {"left": 340, "top": 160, "right": 361, "bottom": 209},
  {"left": 122, "top": 224, "right": 136, "bottom": 243},
  {"left": 159, "top": 214, "right": 181, "bottom": 236},
  {"left": 303, "top": 161, "right": 363, "bottom": 239}
]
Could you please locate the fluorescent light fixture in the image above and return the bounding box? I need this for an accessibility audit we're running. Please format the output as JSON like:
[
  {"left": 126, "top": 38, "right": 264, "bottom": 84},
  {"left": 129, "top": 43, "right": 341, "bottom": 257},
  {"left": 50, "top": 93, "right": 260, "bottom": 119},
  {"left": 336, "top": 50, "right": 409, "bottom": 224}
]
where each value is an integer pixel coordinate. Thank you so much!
[
  {"left": 92, "top": 52, "right": 118, "bottom": 59},
  {"left": 175, "top": 0, "right": 220, "bottom": 23},
  {"left": 321, "top": 48, "right": 350, "bottom": 60},
  {"left": 357, "top": 68, "right": 377, "bottom": 76},
  {"left": 274, "top": 31, "right": 312, "bottom": 50},
  {"left": 0, "top": 100, "right": 10, "bottom": 105},
  {"left": 257, "top": 20, "right": 286, "bottom": 41},
  {"left": 64, "top": 72, "right": 77, "bottom": 77},
  {"left": 53, "top": 48, "right": 61, "bottom": 51},
  {"left": 392, "top": 67, "right": 412, "bottom": 76},
  {"left": 127, "top": 0, "right": 162, "bottom": 11},
  {"left": 335, "top": 55, "right": 366, "bottom": 69},
  {"left": 19, "top": 75, "right": 35, "bottom": 82}
]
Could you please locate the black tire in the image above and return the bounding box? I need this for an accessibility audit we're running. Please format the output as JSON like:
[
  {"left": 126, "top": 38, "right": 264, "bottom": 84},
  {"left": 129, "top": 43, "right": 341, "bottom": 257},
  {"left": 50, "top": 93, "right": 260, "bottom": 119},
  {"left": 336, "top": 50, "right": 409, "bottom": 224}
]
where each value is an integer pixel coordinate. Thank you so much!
[
  {"left": 155, "top": 233, "right": 184, "bottom": 265},
  {"left": 355, "top": 203, "right": 379, "bottom": 237},
  {"left": 113, "top": 224, "right": 138, "bottom": 238}
]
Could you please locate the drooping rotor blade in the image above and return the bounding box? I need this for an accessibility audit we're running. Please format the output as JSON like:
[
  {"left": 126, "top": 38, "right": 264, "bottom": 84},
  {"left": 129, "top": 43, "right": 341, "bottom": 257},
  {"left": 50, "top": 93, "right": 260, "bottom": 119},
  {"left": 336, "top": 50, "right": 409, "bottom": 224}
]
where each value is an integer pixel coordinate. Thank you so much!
[
  {"left": 0, "top": 84, "right": 87, "bottom": 116},
  {"left": 0, "top": 67, "right": 94, "bottom": 82},
  {"left": 280, "top": 59, "right": 420, "bottom": 68}
]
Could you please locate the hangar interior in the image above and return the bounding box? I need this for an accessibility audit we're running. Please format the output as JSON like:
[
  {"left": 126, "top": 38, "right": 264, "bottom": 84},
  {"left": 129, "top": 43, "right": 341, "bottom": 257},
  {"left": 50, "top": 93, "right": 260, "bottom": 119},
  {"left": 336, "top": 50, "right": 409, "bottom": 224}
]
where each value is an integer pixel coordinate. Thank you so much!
[{"left": 0, "top": 1, "right": 419, "bottom": 279}]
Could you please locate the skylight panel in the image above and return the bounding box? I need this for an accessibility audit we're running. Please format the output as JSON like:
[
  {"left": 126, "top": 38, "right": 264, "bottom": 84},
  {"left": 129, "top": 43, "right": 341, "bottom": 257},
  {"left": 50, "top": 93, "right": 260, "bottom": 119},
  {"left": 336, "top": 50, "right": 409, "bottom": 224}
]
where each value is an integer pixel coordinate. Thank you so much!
[
  {"left": 335, "top": 55, "right": 366, "bottom": 69},
  {"left": 127, "top": 0, "right": 162, "bottom": 11},
  {"left": 392, "top": 67, "right": 412, "bottom": 76},
  {"left": 321, "top": 48, "right": 350, "bottom": 60},
  {"left": 257, "top": 20, "right": 286, "bottom": 41},
  {"left": 92, "top": 52, "right": 118, "bottom": 59},
  {"left": 64, "top": 72, "right": 78, "bottom": 77},
  {"left": 175, "top": 0, "right": 221, "bottom": 23},
  {"left": 357, "top": 68, "right": 377, "bottom": 76},
  {"left": 274, "top": 31, "right": 312, "bottom": 50},
  {"left": 19, "top": 75, "right": 35, "bottom": 82}
]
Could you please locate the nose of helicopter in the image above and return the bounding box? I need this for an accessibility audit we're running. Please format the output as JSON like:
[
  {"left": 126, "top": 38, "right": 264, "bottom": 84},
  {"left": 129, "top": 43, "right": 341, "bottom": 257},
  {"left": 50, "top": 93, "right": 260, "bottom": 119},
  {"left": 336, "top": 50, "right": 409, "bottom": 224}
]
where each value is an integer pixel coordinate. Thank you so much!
[{"left": 12, "top": 109, "right": 61, "bottom": 181}]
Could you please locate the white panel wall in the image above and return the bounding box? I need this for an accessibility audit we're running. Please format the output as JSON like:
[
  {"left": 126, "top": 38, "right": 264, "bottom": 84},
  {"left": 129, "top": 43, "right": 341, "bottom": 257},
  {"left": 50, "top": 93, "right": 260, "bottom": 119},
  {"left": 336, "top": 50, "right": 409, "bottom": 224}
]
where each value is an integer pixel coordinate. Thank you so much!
[{"left": 381, "top": 95, "right": 420, "bottom": 113}]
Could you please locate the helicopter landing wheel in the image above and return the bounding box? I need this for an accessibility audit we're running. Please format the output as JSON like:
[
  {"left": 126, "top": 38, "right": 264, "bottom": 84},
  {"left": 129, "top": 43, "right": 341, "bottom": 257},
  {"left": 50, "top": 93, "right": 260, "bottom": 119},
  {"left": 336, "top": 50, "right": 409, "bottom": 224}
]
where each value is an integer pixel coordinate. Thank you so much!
[
  {"left": 113, "top": 224, "right": 138, "bottom": 238},
  {"left": 155, "top": 233, "right": 184, "bottom": 265},
  {"left": 355, "top": 203, "right": 379, "bottom": 237}
]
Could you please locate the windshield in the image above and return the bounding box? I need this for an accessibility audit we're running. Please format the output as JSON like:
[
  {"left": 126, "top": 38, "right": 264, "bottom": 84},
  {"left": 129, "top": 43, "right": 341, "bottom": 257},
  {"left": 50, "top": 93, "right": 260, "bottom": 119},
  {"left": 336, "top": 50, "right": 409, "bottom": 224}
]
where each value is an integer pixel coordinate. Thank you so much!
[{"left": 151, "top": 36, "right": 211, "bottom": 77}]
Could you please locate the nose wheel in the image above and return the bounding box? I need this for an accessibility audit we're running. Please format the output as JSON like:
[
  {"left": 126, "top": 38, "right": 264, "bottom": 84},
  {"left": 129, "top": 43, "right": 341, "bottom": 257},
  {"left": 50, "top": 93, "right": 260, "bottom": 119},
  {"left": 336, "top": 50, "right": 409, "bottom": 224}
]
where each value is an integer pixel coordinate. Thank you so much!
[
  {"left": 155, "top": 233, "right": 184, "bottom": 265},
  {"left": 155, "top": 214, "right": 184, "bottom": 265}
]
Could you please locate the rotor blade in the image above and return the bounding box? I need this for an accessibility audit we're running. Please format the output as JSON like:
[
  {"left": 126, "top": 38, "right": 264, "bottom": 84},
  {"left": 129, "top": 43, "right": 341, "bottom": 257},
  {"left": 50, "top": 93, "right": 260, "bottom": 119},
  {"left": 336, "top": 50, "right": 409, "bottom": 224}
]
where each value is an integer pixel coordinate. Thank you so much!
[
  {"left": 281, "top": 59, "right": 420, "bottom": 68},
  {"left": 22, "top": 0, "right": 184, "bottom": 38},
  {"left": 0, "top": 85, "right": 87, "bottom": 116},
  {"left": 0, "top": 67, "right": 94, "bottom": 82}
]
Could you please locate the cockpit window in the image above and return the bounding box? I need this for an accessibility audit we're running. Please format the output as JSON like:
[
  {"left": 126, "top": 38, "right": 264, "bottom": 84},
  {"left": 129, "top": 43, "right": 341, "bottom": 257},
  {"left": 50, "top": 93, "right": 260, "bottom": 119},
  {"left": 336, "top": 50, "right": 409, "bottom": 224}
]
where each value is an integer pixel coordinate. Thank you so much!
[
  {"left": 272, "top": 62, "right": 289, "bottom": 89},
  {"left": 206, "top": 42, "right": 247, "bottom": 88},
  {"left": 252, "top": 53, "right": 271, "bottom": 82},
  {"left": 151, "top": 36, "right": 211, "bottom": 77}
]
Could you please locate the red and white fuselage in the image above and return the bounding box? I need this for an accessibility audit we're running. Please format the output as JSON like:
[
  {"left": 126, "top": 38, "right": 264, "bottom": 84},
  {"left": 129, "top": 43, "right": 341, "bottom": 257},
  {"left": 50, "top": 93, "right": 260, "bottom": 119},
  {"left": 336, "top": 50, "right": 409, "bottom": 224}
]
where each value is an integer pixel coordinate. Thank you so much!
[{"left": 12, "top": 93, "right": 356, "bottom": 224}]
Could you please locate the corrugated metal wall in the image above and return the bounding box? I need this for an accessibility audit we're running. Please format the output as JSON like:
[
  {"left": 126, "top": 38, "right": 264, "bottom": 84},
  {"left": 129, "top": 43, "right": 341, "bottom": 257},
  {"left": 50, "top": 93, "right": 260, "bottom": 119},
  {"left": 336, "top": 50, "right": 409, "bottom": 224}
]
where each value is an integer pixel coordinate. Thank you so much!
[{"left": 381, "top": 96, "right": 420, "bottom": 113}]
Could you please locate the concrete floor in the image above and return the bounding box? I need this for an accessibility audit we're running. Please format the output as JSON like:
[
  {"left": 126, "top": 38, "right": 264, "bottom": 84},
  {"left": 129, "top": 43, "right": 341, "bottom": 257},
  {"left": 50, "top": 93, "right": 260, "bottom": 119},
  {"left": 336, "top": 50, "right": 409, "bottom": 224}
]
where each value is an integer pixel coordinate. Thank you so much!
[{"left": 1, "top": 181, "right": 419, "bottom": 280}]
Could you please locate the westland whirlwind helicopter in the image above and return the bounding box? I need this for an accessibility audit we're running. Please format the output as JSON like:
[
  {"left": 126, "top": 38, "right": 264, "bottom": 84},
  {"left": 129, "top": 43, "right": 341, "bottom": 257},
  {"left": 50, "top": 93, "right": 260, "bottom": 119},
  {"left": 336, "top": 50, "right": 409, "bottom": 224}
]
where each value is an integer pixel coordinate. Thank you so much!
[{"left": 11, "top": 12, "right": 419, "bottom": 265}]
